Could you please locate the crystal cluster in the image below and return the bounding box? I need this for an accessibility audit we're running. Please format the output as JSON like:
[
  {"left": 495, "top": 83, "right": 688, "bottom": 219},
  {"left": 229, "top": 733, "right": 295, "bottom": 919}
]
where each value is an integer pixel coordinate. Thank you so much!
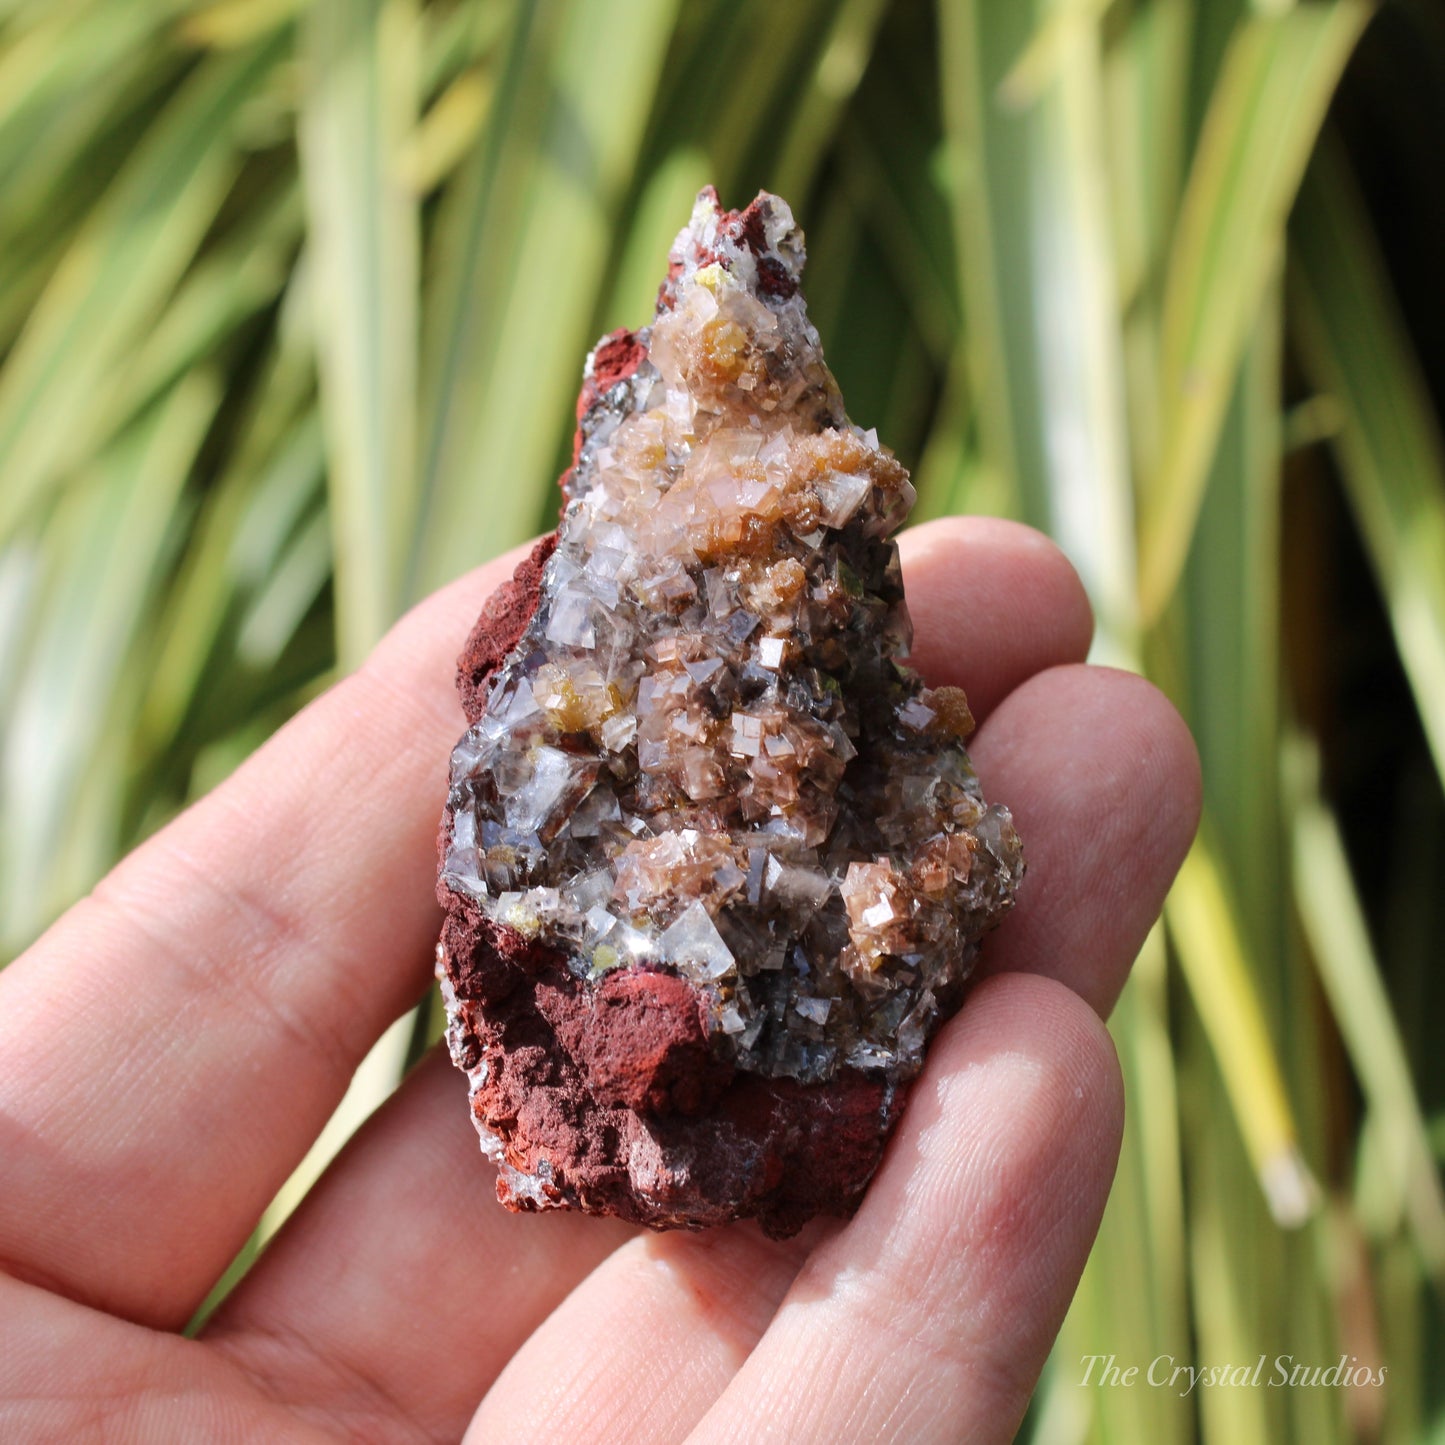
[{"left": 436, "top": 188, "right": 1022, "bottom": 1235}]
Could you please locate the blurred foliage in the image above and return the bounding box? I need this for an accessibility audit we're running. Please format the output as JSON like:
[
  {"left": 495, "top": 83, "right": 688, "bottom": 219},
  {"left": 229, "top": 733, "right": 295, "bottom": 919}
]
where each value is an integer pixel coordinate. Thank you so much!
[{"left": 1, "top": 0, "right": 1443, "bottom": 1439}]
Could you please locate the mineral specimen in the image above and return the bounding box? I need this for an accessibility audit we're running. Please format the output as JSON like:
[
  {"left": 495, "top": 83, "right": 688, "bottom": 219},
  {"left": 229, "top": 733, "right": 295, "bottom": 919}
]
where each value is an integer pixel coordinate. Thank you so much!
[{"left": 436, "top": 187, "right": 1023, "bottom": 1237}]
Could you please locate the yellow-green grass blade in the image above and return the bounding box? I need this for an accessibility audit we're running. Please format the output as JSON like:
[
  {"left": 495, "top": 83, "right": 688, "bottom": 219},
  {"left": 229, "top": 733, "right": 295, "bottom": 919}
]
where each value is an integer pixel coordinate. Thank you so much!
[
  {"left": 300, "top": 0, "right": 419, "bottom": 668},
  {"left": 1288, "top": 737, "right": 1445, "bottom": 1280},
  {"left": 137, "top": 287, "right": 320, "bottom": 763},
  {"left": 0, "top": 549, "right": 42, "bottom": 856},
  {"left": 1289, "top": 140, "right": 1445, "bottom": 790},
  {"left": 401, "top": 59, "right": 492, "bottom": 197},
  {"left": 1009, "top": 0, "right": 1137, "bottom": 652},
  {"left": 912, "top": 350, "right": 988, "bottom": 525},
  {"left": 286, "top": 0, "right": 429, "bottom": 1197},
  {"left": 413, "top": 0, "right": 511, "bottom": 100},
  {"left": 1375, "top": 1228, "right": 1430, "bottom": 1444},
  {"left": 1187, "top": 1063, "right": 1287, "bottom": 1445},
  {"left": 186, "top": 1221, "right": 264, "bottom": 1336},
  {"left": 938, "top": 0, "right": 1135, "bottom": 653},
  {"left": 1055, "top": 928, "right": 1193, "bottom": 1445},
  {"left": 650, "top": 0, "right": 836, "bottom": 202},
  {"left": 1104, "top": 0, "right": 1191, "bottom": 499},
  {"left": 1100, "top": 0, "right": 1190, "bottom": 317},
  {"left": 936, "top": 0, "right": 1023, "bottom": 516},
  {"left": 1177, "top": 272, "right": 1285, "bottom": 966},
  {"left": 1166, "top": 834, "right": 1317, "bottom": 1227},
  {"left": 184, "top": 670, "right": 336, "bottom": 806},
  {"left": 0, "top": 34, "right": 288, "bottom": 544},
  {"left": 0, "top": 374, "right": 221, "bottom": 951},
  {"left": 141, "top": 413, "right": 325, "bottom": 766},
  {"left": 89, "top": 180, "right": 303, "bottom": 468},
  {"left": 0, "top": 2, "right": 179, "bottom": 144},
  {"left": 1166, "top": 274, "right": 1364, "bottom": 1441},
  {"left": 1119, "top": 930, "right": 1192, "bottom": 1438},
  {"left": 0, "top": 20, "right": 169, "bottom": 265},
  {"left": 235, "top": 505, "right": 333, "bottom": 670},
  {"left": 0, "top": 159, "right": 290, "bottom": 485},
  {"left": 412, "top": 0, "right": 682, "bottom": 591},
  {"left": 769, "top": 0, "right": 893, "bottom": 204},
  {"left": 944, "top": 13, "right": 1177, "bottom": 1429},
  {"left": 835, "top": 87, "right": 958, "bottom": 367},
  {"left": 1178, "top": 924, "right": 1346, "bottom": 1442},
  {"left": 1137, "top": 2, "right": 1371, "bottom": 622},
  {"left": 258, "top": 1010, "right": 414, "bottom": 1243},
  {"left": 180, "top": 0, "right": 308, "bottom": 50}
]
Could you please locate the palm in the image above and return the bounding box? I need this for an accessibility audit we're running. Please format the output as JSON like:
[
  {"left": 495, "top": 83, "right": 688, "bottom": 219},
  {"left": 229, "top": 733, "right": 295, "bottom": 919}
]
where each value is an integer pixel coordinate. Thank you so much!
[{"left": 0, "top": 518, "right": 1198, "bottom": 1444}]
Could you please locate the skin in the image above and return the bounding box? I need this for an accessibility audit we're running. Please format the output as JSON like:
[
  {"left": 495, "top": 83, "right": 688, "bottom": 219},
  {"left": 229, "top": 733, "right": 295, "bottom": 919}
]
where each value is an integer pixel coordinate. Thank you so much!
[{"left": 0, "top": 516, "right": 1200, "bottom": 1444}]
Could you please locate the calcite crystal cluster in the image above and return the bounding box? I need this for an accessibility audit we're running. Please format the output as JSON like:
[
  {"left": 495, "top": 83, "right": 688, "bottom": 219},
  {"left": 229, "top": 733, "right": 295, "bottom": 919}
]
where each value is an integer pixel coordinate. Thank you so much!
[{"left": 436, "top": 188, "right": 1022, "bottom": 1236}]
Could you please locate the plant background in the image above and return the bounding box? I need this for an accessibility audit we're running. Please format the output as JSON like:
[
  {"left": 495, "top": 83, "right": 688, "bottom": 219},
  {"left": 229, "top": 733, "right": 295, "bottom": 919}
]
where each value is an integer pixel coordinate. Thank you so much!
[{"left": 0, "top": 0, "right": 1442, "bottom": 1439}]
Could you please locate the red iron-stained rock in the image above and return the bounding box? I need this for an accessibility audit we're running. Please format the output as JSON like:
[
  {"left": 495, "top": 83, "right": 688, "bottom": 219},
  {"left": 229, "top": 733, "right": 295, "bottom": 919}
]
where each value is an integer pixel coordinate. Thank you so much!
[{"left": 435, "top": 188, "right": 1022, "bottom": 1235}]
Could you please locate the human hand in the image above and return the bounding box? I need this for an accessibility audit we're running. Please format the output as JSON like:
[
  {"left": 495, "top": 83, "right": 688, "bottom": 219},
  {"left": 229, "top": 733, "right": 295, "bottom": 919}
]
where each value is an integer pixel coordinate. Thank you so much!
[{"left": 0, "top": 517, "right": 1199, "bottom": 1444}]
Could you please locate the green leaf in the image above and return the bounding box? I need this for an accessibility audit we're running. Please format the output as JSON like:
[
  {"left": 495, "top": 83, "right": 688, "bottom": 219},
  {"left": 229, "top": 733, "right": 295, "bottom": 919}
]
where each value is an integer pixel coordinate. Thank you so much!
[
  {"left": 1288, "top": 736, "right": 1445, "bottom": 1279},
  {"left": 412, "top": 0, "right": 683, "bottom": 592},
  {"left": 1289, "top": 138, "right": 1445, "bottom": 789},
  {"left": 139, "top": 411, "right": 325, "bottom": 761},
  {"left": 1, "top": 374, "right": 221, "bottom": 949},
  {"left": 91, "top": 180, "right": 303, "bottom": 465},
  {"left": 769, "top": 0, "right": 894, "bottom": 203},
  {"left": 835, "top": 89, "right": 957, "bottom": 367},
  {"left": 938, "top": 0, "right": 1137, "bottom": 649},
  {"left": 1137, "top": 3, "right": 1370, "bottom": 621},
  {"left": 1178, "top": 271, "right": 1285, "bottom": 953},
  {"left": 300, "top": 0, "right": 420, "bottom": 667},
  {"left": 236, "top": 505, "right": 333, "bottom": 670},
  {"left": 1166, "top": 834, "right": 1318, "bottom": 1227},
  {"left": 0, "top": 33, "right": 288, "bottom": 544},
  {"left": 137, "top": 283, "right": 320, "bottom": 763},
  {"left": 935, "top": 0, "right": 1025, "bottom": 519}
]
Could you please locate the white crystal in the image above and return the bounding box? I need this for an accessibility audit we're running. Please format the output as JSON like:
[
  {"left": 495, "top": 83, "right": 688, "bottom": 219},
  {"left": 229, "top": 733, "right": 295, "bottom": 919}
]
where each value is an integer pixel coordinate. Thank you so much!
[
  {"left": 757, "top": 636, "right": 786, "bottom": 670},
  {"left": 661, "top": 900, "right": 735, "bottom": 981},
  {"left": 506, "top": 746, "right": 588, "bottom": 835},
  {"left": 897, "top": 697, "right": 935, "bottom": 732},
  {"left": 861, "top": 898, "right": 895, "bottom": 928},
  {"left": 764, "top": 855, "right": 833, "bottom": 907},
  {"left": 814, "top": 471, "right": 871, "bottom": 528},
  {"left": 794, "top": 995, "right": 833, "bottom": 1024},
  {"left": 600, "top": 712, "right": 637, "bottom": 751},
  {"left": 584, "top": 905, "right": 617, "bottom": 938},
  {"left": 730, "top": 712, "right": 764, "bottom": 757},
  {"left": 545, "top": 587, "right": 596, "bottom": 648},
  {"left": 566, "top": 866, "right": 615, "bottom": 912},
  {"left": 451, "top": 806, "right": 477, "bottom": 852}
]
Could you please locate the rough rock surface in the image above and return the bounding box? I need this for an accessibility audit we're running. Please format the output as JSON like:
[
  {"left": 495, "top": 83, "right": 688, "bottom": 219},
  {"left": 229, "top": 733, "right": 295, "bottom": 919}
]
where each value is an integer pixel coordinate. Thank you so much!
[{"left": 436, "top": 188, "right": 1023, "bottom": 1236}]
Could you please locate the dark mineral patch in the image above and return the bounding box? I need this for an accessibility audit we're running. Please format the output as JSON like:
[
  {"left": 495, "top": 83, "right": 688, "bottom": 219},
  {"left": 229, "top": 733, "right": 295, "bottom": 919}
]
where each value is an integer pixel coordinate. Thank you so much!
[{"left": 436, "top": 187, "right": 1022, "bottom": 1235}]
